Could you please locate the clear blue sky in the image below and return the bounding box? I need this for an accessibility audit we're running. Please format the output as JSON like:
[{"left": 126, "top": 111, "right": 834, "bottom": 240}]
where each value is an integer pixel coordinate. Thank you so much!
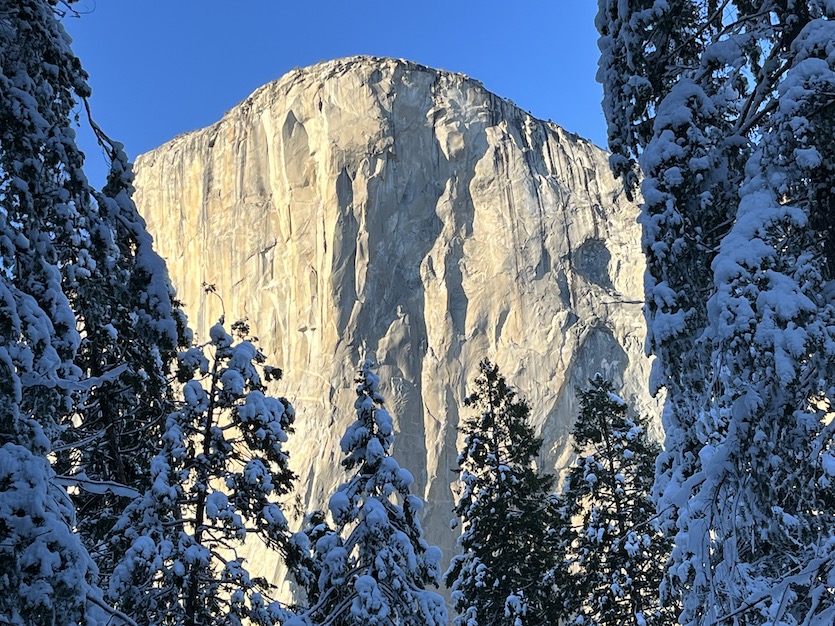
[{"left": 63, "top": 1, "right": 606, "bottom": 187}]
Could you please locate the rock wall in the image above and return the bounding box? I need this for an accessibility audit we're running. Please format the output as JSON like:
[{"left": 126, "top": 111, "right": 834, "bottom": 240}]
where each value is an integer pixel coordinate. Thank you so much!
[{"left": 133, "top": 56, "right": 655, "bottom": 590}]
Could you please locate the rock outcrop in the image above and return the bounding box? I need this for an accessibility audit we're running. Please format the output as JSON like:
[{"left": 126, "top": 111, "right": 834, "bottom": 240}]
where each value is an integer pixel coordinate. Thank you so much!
[{"left": 133, "top": 56, "right": 655, "bottom": 590}]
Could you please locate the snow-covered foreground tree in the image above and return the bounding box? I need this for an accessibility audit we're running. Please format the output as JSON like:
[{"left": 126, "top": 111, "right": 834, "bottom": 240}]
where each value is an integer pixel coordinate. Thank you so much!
[
  {"left": 38, "top": 6, "right": 190, "bottom": 566},
  {"left": 0, "top": 1, "right": 191, "bottom": 621},
  {"left": 597, "top": 2, "right": 835, "bottom": 624},
  {"left": 108, "top": 320, "right": 296, "bottom": 626},
  {"left": 445, "top": 360, "right": 561, "bottom": 626},
  {"left": 288, "top": 360, "right": 446, "bottom": 626},
  {"left": 62, "top": 142, "right": 190, "bottom": 573},
  {"left": 556, "top": 376, "right": 673, "bottom": 626},
  {"left": 0, "top": 1, "right": 187, "bottom": 623}
]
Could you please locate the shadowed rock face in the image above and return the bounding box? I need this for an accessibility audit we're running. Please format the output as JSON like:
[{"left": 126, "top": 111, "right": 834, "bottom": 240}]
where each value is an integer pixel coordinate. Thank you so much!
[{"left": 133, "top": 55, "right": 656, "bottom": 591}]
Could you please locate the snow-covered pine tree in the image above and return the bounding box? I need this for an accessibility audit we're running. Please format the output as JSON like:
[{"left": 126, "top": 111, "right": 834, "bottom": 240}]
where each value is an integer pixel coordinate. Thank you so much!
[
  {"left": 596, "top": 0, "right": 747, "bottom": 548},
  {"left": 22, "top": 2, "right": 191, "bottom": 576},
  {"left": 445, "top": 359, "right": 561, "bottom": 626},
  {"left": 62, "top": 141, "right": 190, "bottom": 567},
  {"left": 288, "top": 360, "right": 446, "bottom": 626},
  {"left": 0, "top": 0, "right": 90, "bottom": 442},
  {"left": 556, "top": 375, "right": 673, "bottom": 626},
  {"left": 108, "top": 320, "right": 296, "bottom": 626},
  {"left": 597, "top": 2, "right": 835, "bottom": 624},
  {"left": 0, "top": 0, "right": 190, "bottom": 598},
  {"left": 0, "top": 1, "right": 133, "bottom": 623}
]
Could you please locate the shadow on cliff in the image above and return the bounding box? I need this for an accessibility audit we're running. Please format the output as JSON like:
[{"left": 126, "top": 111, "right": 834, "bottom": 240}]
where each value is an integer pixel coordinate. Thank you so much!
[
  {"left": 328, "top": 64, "right": 493, "bottom": 566},
  {"left": 539, "top": 322, "right": 629, "bottom": 480}
]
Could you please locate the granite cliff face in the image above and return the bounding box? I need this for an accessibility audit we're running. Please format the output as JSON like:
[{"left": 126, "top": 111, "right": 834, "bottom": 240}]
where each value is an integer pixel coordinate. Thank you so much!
[{"left": 133, "top": 56, "right": 655, "bottom": 587}]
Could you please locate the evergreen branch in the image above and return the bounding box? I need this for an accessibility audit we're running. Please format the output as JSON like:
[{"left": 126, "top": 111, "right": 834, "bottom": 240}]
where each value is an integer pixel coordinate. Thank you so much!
[{"left": 87, "top": 594, "right": 138, "bottom": 626}]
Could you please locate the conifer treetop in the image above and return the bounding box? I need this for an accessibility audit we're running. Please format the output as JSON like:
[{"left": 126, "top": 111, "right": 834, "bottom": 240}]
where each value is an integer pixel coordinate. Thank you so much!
[
  {"left": 447, "top": 359, "right": 560, "bottom": 626},
  {"left": 292, "top": 359, "right": 446, "bottom": 626}
]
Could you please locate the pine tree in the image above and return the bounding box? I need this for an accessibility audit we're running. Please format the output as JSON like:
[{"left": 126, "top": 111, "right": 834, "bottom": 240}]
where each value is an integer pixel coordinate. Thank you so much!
[
  {"left": 596, "top": 2, "right": 835, "bottom": 624},
  {"left": 556, "top": 375, "right": 673, "bottom": 626},
  {"left": 0, "top": 1, "right": 134, "bottom": 622},
  {"left": 39, "top": 18, "right": 190, "bottom": 583},
  {"left": 289, "top": 360, "right": 447, "bottom": 626},
  {"left": 0, "top": 0, "right": 190, "bottom": 606},
  {"left": 445, "top": 359, "right": 560, "bottom": 626},
  {"left": 61, "top": 143, "right": 191, "bottom": 565},
  {"left": 108, "top": 320, "right": 296, "bottom": 626}
]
